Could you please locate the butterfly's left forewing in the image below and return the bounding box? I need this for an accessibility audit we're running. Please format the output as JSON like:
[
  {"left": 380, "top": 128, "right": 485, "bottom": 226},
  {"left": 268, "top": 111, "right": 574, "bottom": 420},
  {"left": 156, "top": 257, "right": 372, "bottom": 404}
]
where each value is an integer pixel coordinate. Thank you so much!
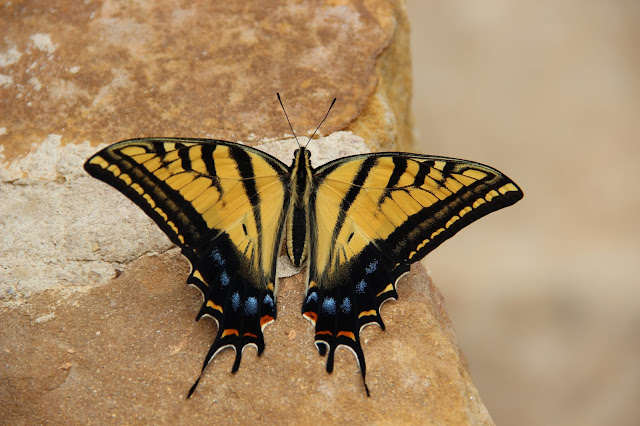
[
  {"left": 85, "top": 138, "right": 291, "bottom": 396},
  {"left": 303, "top": 153, "right": 523, "bottom": 391}
]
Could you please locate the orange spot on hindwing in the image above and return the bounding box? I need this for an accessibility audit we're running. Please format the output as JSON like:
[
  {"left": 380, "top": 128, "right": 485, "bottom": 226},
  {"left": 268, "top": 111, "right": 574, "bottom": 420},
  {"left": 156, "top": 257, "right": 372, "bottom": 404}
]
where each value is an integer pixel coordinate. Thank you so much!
[
  {"left": 337, "top": 331, "right": 355, "bottom": 340},
  {"left": 221, "top": 329, "right": 239, "bottom": 338},
  {"left": 303, "top": 311, "right": 318, "bottom": 324},
  {"left": 260, "top": 315, "right": 274, "bottom": 329}
]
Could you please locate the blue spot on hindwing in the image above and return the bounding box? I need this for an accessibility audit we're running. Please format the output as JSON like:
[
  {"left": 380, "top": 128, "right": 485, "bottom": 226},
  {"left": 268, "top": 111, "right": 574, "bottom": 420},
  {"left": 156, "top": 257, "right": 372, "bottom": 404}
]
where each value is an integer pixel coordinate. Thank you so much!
[
  {"left": 365, "top": 260, "right": 379, "bottom": 274},
  {"left": 231, "top": 292, "right": 240, "bottom": 311},
  {"left": 220, "top": 270, "right": 230, "bottom": 287},
  {"left": 306, "top": 291, "right": 318, "bottom": 304},
  {"left": 210, "top": 248, "right": 225, "bottom": 266},
  {"left": 356, "top": 279, "right": 367, "bottom": 294},
  {"left": 321, "top": 297, "right": 336, "bottom": 315},
  {"left": 263, "top": 294, "right": 274, "bottom": 307},
  {"left": 244, "top": 297, "right": 258, "bottom": 316},
  {"left": 340, "top": 297, "right": 352, "bottom": 314}
]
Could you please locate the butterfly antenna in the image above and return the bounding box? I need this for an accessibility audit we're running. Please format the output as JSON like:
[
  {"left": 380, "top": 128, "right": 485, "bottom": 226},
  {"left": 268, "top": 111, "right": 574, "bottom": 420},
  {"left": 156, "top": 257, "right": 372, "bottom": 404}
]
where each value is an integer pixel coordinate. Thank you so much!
[
  {"left": 305, "top": 97, "right": 337, "bottom": 148},
  {"left": 277, "top": 93, "right": 301, "bottom": 148}
]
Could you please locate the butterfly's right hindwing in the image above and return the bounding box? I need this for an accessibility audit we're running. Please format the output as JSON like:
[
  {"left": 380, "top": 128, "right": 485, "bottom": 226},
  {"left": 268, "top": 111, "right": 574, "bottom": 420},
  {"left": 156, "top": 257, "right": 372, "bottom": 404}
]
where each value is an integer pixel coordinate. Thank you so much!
[{"left": 84, "top": 138, "right": 291, "bottom": 397}]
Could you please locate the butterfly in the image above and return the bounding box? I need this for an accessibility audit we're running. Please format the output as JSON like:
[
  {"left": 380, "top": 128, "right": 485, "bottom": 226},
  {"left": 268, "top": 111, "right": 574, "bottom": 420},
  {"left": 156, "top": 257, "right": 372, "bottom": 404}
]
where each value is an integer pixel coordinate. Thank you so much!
[{"left": 84, "top": 96, "right": 523, "bottom": 397}]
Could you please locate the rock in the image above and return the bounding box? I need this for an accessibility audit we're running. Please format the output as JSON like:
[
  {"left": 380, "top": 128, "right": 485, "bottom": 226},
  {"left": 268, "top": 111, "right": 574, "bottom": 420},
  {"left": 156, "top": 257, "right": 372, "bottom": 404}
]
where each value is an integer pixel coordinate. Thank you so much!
[
  {"left": 1, "top": 252, "right": 492, "bottom": 424},
  {"left": 0, "top": 0, "right": 493, "bottom": 423}
]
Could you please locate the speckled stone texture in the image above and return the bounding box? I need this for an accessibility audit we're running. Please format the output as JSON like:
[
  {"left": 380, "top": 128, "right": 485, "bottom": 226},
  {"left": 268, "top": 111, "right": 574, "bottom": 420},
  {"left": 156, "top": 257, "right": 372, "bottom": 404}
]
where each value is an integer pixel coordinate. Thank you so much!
[{"left": 1, "top": 1, "right": 493, "bottom": 424}]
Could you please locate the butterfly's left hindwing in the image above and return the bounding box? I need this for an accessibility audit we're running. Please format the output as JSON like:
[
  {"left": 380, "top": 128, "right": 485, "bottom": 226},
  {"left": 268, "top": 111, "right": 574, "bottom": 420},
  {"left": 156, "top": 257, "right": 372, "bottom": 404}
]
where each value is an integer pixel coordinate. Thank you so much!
[
  {"left": 303, "top": 153, "right": 523, "bottom": 391},
  {"left": 84, "top": 138, "right": 291, "bottom": 397}
]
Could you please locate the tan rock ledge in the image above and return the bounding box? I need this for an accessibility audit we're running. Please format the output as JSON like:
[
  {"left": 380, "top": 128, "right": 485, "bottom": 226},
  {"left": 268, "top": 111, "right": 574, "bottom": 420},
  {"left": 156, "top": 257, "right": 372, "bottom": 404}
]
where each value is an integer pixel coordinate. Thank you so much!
[
  {"left": 1, "top": 251, "right": 492, "bottom": 424},
  {"left": 0, "top": 0, "right": 493, "bottom": 423}
]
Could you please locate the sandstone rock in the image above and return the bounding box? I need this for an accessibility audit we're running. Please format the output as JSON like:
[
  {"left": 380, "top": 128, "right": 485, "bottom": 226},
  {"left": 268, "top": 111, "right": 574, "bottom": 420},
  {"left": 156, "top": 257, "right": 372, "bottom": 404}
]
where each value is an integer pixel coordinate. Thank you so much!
[{"left": 1, "top": 1, "right": 493, "bottom": 423}]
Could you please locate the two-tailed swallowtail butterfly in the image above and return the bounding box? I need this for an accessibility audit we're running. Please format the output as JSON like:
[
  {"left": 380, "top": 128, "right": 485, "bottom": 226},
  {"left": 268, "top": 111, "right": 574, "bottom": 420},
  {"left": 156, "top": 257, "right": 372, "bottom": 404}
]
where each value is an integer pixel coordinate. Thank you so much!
[{"left": 84, "top": 96, "right": 523, "bottom": 397}]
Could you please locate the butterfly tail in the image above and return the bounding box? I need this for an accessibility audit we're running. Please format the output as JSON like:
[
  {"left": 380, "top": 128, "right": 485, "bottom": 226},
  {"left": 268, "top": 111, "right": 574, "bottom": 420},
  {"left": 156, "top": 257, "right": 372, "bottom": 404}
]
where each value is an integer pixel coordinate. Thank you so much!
[
  {"left": 185, "top": 238, "right": 277, "bottom": 397},
  {"left": 303, "top": 245, "right": 405, "bottom": 396}
]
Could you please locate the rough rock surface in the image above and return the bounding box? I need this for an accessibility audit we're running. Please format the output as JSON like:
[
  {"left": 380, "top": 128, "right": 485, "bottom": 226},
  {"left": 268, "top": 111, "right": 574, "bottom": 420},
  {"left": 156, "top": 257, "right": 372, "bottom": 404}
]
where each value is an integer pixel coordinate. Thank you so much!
[
  {"left": 1, "top": 1, "right": 493, "bottom": 423},
  {"left": 2, "top": 253, "right": 491, "bottom": 424}
]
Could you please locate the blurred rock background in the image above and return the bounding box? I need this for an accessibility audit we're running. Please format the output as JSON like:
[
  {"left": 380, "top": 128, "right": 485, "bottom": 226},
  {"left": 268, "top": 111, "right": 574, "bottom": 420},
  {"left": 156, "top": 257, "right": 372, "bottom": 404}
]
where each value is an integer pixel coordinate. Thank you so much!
[{"left": 408, "top": 1, "right": 640, "bottom": 425}]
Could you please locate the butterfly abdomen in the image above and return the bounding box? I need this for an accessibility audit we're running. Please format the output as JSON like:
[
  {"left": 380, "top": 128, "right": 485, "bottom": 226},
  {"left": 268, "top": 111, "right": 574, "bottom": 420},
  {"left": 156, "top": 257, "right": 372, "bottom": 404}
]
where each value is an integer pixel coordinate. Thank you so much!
[{"left": 286, "top": 148, "right": 314, "bottom": 267}]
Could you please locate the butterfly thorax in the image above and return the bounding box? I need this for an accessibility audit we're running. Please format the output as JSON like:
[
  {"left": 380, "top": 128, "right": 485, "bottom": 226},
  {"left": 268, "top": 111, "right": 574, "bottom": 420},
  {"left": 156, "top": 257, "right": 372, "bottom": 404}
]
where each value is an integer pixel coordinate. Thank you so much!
[{"left": 286, "top": 147, "right": 314, "bottom": 267}]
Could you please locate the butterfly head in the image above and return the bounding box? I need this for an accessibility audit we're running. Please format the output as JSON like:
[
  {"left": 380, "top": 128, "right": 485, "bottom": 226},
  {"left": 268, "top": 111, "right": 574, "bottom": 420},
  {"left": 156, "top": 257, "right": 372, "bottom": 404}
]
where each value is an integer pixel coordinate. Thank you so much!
[
  {"left": 292, "top": 146, "right": 313, "bottom": 171},
  {"left": 293, "top": 146, "right": 311, "bottom": 158}
]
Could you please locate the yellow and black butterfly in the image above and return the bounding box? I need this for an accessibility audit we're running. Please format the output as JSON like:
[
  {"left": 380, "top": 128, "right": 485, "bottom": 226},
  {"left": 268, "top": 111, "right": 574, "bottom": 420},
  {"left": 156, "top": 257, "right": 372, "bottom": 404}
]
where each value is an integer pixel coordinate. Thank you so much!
[{"left": 84, "top": 97, "right": 523, "bottom": 397}]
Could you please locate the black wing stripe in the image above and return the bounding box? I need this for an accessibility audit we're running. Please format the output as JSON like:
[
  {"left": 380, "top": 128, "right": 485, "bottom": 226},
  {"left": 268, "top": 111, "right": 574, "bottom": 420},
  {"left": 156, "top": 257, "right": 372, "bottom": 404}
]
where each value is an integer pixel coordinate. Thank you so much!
[
  {"left": 386, "top": 157, "right": 408, "bottom": 188},
  {"left": 331, "top": 156, "right": 378, "bottom": 243},
  {"left": 155, "top": 142, "right": 167, "bottom": 156},
  {"left": 375, "top": 157, "right": 407, "bottom": 207},
  {"left": 412, "top": 161, "right": 429, "bottom": 188},
  {"left": 199, "top": 144, "right": 225, "bottom": 195},
  {"left": 230, "top": 147, "right": 264, "bottom": 271}
]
